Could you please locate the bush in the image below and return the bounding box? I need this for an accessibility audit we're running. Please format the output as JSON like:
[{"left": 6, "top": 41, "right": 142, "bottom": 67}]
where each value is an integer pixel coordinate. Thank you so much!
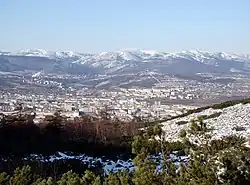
[
  {"left": 179, "top": 129, "right": 187, "bottom": 138},
  {"left": 233, "top": 126, "right": 246, "bottom": 131},
  {"left": 176, "top": 121, "right": 188, "bottom": 125}
]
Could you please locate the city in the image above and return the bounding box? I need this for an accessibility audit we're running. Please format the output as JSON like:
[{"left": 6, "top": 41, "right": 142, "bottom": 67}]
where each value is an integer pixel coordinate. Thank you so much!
[
  {"left": 0, "top": 0, "right": 250, "bottom": 184},
  {"left": 1, "top": 70, "right": 250, "bottom": 124}
]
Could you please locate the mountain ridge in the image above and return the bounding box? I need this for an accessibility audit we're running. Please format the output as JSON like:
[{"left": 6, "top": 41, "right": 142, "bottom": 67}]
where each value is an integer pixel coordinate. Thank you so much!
[
  {"left": 0, "top": 48, "right": 250, "bottom": 75},
  {"left": 1, "top": 48, "right": 250, "bottom": 61}
]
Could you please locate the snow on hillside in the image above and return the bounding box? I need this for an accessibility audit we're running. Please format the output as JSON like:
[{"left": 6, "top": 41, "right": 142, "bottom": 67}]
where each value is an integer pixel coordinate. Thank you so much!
[
  {"left": 1, "top": 48, "right": 250, "bottom": 75},
  {"left": 71, "top": 49, "right": 250, "bottom": 73},
  {"left": 32, "top": 71, "right": 43, "bottom": 78},
  {"left": 16, "top": 49, "right": 52, "bottom": 57},
  {"left": 0, "top": 50, "right": 11, "bottom": 55},
  {"left": 161, "top": 103, "right": 250, "bottom": 142},
  {"left": 15, "top": 49, "right": 85, "bottom": 59},
  {"left": 7, "top": 49, "right": 250, "bottom": 63}
]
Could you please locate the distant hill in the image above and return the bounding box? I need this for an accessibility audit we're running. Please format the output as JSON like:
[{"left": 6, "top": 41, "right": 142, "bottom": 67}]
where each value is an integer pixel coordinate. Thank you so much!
[{"left": 0, "top": 49, "right": 250, "bottom": 75}]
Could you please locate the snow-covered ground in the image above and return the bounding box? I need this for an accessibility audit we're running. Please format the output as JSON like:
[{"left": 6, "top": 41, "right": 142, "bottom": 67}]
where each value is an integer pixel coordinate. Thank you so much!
[
  {"left": 161, "top": 103, "right": 250, "bottom": 142},
  {"left": 20, "top": 152, "right": 188, "bottom": 175}
]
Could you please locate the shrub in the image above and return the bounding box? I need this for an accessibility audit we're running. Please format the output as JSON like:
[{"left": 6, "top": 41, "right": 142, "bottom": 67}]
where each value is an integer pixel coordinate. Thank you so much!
[
  {"left": 179, "top": 129, "right": 187, "bottom": 138},
  {"left": 233, "top": 126, "right": 246, "bottom": 132},
  {"left": 176, "top": 121, "right": 188, "bottom": 125}
]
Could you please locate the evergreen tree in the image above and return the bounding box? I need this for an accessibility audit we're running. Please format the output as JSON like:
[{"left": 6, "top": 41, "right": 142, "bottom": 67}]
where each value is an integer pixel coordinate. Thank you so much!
[
  {"left": 103, "top": 174, "right": 120, "bottom": 185},
  {"left": 9, "top": 166, "right": 33, "bottom": 185},
  {"left": 0, "top": 114, "right": 250, "bottom": 185},
  {"left": 32, "top": 177, "right": 55, "bottom": 185},
  {"left": 57, "top": 170, "right": 81, "bottom": 185},
  {"left": 0, "top": 172, "right": 9, "bottom": 185},
  {"left": 91, "top": 176, "right": 102, "bottom": 185},
  {"left": 82, "top": 170, "right": 98, "bottom": 185}
]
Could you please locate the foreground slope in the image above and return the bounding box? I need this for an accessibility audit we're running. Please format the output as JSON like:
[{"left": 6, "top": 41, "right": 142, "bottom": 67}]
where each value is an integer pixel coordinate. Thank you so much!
[{"left": 161, "top": 100, "right": 250, "bottom": 142}]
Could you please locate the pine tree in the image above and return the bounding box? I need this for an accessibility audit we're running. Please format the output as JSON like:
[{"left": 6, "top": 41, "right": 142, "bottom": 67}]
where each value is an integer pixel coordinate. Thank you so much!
[
  {"left": 32, "top": 177, "right": 55, "bottom": 185},
  {"left": 82, "top": 170, "right": 98, "bottom": 185},
  {"left": 92, "top": 176, "right": 102, "bottom": 185},
  {"left": 9, "top": 166, "right": 33, "bottom": 185},
  {"left": 103, "top": 174, "right": 120, "bottom": 185},
  {"left": 117, "top": 170, "right": 133, "bottom": 185},
  {"left": 0, "top": 172, "right": 9, "bottom": 185},
  {"left": 57, "top": 170, "right": 81, "bottom": 185}
]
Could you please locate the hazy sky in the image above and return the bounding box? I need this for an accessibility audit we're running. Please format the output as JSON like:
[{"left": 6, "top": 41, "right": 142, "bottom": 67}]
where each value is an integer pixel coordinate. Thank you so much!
[{"left": 0, "top": 0, "right": 249, "bottom": 53}]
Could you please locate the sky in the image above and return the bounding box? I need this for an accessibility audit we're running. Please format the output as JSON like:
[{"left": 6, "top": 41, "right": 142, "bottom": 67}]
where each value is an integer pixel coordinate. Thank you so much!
[{"left": 0, "top": 0, "right": 249, "bottom": 54}]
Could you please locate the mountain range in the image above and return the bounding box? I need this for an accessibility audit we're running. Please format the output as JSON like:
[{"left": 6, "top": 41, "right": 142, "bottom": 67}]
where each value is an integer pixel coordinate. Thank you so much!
[{"left": 0, "top": 49, "right": 250, "bottom": 75}]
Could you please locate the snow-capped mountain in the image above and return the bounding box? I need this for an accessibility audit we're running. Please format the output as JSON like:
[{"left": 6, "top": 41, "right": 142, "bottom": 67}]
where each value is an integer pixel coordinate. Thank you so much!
[
  {"left": 0, "top": 49, "right": 249, "bottom": 75},
  {"left": 15, "top": 49, "right": 87, "bottom": 60}
]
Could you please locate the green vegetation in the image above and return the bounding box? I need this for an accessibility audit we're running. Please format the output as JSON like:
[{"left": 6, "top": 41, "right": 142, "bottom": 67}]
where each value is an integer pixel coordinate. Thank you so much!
[
  {"left": 178, "top": 129, "right": 187, "bottom": 138},
  {"left": 176, "top": 121, "right": 188, "bottom": 125},
  {"left": 197, "top": 112, "right": 222, "bottom": 120},
  {"left": 0, "top": 117, "right": 249, "bottom": 184},
  {"left": 1, "top": 98, "right": 250, "bottom": 184},
  {"left": 149, "top": 97, "right": 250, "bottom": 126},
  {"left": 0, "top": 112, "right": 145, "bottom": 156},
  {"left": 211, "top": 98, "right": 250, "bottom": 109},
  {"left": 233, "top": 126, "right": 246, "bottom": 132}
]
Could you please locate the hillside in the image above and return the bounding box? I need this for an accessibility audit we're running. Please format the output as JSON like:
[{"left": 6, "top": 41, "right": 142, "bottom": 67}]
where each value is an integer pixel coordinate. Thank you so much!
[
  {"left": 0, "top": 98, "right": 250, "bottom": 184},
  {"left": 161, "top": 98, "right": 250, "bottom": 143},
  {"left": 0, "top": 49, "right": 250, "bottom": 76}
]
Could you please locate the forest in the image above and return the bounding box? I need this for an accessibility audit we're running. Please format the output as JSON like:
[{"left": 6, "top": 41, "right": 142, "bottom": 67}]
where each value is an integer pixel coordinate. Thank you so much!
[{"left": 0, "top": 99, "right": 250, "bottom": 184}]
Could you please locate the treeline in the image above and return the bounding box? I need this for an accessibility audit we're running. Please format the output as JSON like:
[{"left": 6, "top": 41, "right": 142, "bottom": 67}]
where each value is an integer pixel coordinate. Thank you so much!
[
  {"left": 0, "top": 112, "right": 145, "bottom": 156},
  {"left": 151, "top": 97, "right": 250, "bottom": 125},
  {"left": 184, "top": 97, "right": 250, "bottom": 115},
  {"left": 1, "top": 97, "right": 249, "bottom": 155},
  {"left": 0, "top": 98, "right": 250, "bottom": 184},
  {"left": 0, "top": 111, "right": 182, "bottom": 178},
  {"left": 0, "top": 118, "right": 250, "bottom": 185},
  {"left": 2, "top": 96, "right": 246, "bottom": 155}
]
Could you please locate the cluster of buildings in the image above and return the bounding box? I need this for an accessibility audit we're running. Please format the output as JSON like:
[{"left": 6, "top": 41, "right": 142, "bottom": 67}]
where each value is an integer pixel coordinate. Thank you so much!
[
  {"left": 116, "top": 88, "right": 198, "bottom": 100},
  {"left": 1, "top": 72, "right": 250, "bottom": 124},
  {"left": 0, "top": 88, "right": 197, "bottom": 123}
]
